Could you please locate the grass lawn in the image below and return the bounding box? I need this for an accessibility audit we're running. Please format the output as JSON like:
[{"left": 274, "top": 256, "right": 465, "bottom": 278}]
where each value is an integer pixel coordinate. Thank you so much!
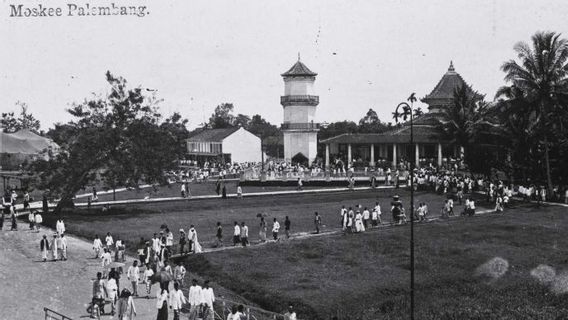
[
  {"left": 44, "top": 189, "right": 481, "bottom": 253},
  {"left": 184, "top": 203, "right": 568, "bottom": 319}
]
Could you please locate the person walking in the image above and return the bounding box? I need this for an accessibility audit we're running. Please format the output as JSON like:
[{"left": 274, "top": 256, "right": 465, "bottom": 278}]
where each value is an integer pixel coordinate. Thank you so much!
[
  {"left": 28, "top": 211, "right": 35, "bottom": 230},
  {"left": 127, "top": 260, "right": 140, "bottom": 297},
  {"left": 284, "top": 216, "right": 291, "bottom": 239},
  {"left": 173, "top": 261, "right": 186, "bottom": 285},
  {"left": 179, "top": 229, "right": 187, "bottom": 255},
  {"left": 215, "top": 222, "right": 223, "bottom": 247},
  {"left": 272, "top": 218, "right": 280, "bottom": 241},
  {"left": 50, "top": 234, "right": 59, "bottom": 261},
  {"left": 189, "top": 225, "right": 202, "bottom": 254},
  {"left": 200, "top": 280, "right": 215, "bottom": 320},
  {"left": 107, "top": 275, "right": 119, "bottom": 316},
  {"left": 34, "top": 211, "right": 42, "bottom": 232},
  {"left": 362, "top": 207, "right": 370, "bottom": 229},
  {"left": 10, "top": 209, "right": 17, "bottom": 231},
  {"left": 340, "top": 205, "right": 347, "bottom": 227},
  {"left": 233, "top": 222, "right": 241, "bottom": 246},
  {"left": 93, "top": 235, "right": 103, "bottom": 259},
  {"left": 187, "top": 279, "right": 202, "bottom": 320},
  {"left": 156, "top": 289, "right": 169, "bottom": 320},
  {"left": 142, "top": 264, "right": 154, "bottom": 298},
  {"left": 23, "top": 191, "right": 30, "bottom": 210},
  {"left": 240, "top": 222, "right": 249, "bottom": 247},
  {"left": 236, "top": 184, "right": 243, "bottom": 199},
  {"left": 40, "top": 235, "right": 50, "bottom": 262},
  {"left": 60, "top": 233, "right": 68, "bottom": 261},
  {"left": 56, "top": 219, "right": 66, "bottom": 235},
  {"left": 258, "top": 217, "right": 267, "bottom": 242},
  {"left": 116, "top": 288, "right": 137, "bottom": 320},
  {"left": 314, "top": 212, "right": 322, "bottom": 234},
  {"left": 297, "top": 178, "right": 303, "bottom": 191},
  {"left": 101, "top": 248, "right": 112, "bottom": 278},
  {"left": 169, "top": 282, "right": 186, "bottom": 320}
]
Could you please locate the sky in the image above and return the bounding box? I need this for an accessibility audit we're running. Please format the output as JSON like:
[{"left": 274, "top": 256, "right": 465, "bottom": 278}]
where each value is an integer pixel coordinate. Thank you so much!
[{"left": 1, "top": 0, "right": 567, "bottom": 130}]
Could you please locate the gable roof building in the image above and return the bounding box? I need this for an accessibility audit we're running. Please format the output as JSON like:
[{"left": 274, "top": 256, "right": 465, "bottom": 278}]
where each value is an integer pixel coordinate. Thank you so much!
[{"left": 186, "top": 127, "right": 261, "bottom": 163}]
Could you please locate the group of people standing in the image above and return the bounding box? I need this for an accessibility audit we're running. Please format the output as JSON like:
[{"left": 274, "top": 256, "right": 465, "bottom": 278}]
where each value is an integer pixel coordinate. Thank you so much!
[{"left": 39, "top": 219, "right": 68, "bottom": 262}]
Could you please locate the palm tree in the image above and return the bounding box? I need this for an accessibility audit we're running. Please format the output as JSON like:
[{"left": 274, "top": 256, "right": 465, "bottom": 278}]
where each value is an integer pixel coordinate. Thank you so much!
[
  {"left": 497, "top": 31, "right": 568, "bottom": 192},
  {"left": 437, "top": 85, "right": 487, "bottom": 160}
]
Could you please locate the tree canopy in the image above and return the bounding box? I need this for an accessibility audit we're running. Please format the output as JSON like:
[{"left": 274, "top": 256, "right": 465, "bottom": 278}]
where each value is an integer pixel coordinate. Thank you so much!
[
  {"left": 28, "top": 72, "right": 189, "bottom": 211},
  {"left": 1, "top": 101, "right": 41, "bottom": 134}
]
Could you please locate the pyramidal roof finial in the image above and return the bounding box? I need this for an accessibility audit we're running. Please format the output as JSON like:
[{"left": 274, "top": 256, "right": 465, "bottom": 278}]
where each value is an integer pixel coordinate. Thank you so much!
[
  {"left": 448, "top": 60, "right": 455, "bottom": 72},
  {"left": 298, "top": 52, "right": 301, "bottom": 62}
]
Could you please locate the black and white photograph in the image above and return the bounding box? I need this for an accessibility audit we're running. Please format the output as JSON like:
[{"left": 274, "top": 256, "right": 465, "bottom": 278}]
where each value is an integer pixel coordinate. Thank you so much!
[{"left": 1, "top": 1, "right": 568, "bottom": 319}]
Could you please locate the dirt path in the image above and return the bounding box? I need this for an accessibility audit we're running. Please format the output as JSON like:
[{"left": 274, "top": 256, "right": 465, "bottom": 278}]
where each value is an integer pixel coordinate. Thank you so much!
[{"left": 0, "top": 222, "right": 160, "bottom": 320}]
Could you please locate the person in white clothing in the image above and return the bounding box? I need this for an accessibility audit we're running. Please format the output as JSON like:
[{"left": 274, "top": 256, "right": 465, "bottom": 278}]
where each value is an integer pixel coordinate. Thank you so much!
[
  {"left": 34, "top": 212, "right": 43, "bottom": 232},
  {"left": 200, "top": 280, "right": 215, "bottom": 320},
  {"left": 143, "top": 264, "right": 154, "bottom": 298},
  {"left": 188, "top": 279, "right": 203, "bottom": 320},
  {"left": 169, "top": 282, "right": 186, "bottom": 320},
  {"left": 93, "top": 235, "right": 103, "bottom": 259},
  {"left": 283, "top": 305, "right": 297, "bottom": 320},
  {"left": 59, "top": 234, "right": 68, "bottom": 261},
  {"left": 101, "top": 248, "right": 112, "bottom": 278},
  {"left": 233, "top": 222, "right": 241, "bottom": 246},
  {"left": 272, "top": 218, "right": 280, "bottom": 241},
  {"left": 106, "top": 277, "right": 118, "bottom": 315},
  {"left": 127, "top": 260, "right": 140, "bottom": 297},
  {"left": 56, "top": 219, "right": 66, "bottom": 235}
]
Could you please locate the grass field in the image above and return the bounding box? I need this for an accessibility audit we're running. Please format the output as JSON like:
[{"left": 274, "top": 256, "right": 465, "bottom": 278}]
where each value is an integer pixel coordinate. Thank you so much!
[
  {"left": 44, "top": 189, "right": 481, "bottom": 253},
  {"left": 41, "top": 188, "right": 566, "bottom": 319},
  {"left": 184, "top": 203, "right": 568, "bottom": 319}
]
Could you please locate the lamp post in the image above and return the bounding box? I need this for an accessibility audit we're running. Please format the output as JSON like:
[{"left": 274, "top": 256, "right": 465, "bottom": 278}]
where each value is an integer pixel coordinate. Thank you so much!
[{"left": 393, "top": 93, "right": 417, "bottom": 320}]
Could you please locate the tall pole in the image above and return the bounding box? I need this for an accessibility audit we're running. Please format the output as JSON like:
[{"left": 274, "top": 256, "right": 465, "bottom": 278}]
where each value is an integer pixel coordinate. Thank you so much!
[
  {"left": 409, "top": 101, "right": 415, "bottom": 320},
  {"left": 395, "top": 95, "right": 416, "bottom": 320}
]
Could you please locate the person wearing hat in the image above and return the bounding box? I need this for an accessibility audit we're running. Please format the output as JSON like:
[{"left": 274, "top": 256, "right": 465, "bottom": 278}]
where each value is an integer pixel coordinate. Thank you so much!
[
  {"left": 39, "top": 234, "right": 50, "bottom": 262},
  {"left": 116, "top": 288, "right": 137, "bottom": 320},
  {"left": 283, "top": 305, "right": 297, "bottom": 320},
  {"left": 179, "top": 229, "right": 187, "bottom": 255},
  {"left": 391, "top": 195, "right": 402, "bottom": 224}
]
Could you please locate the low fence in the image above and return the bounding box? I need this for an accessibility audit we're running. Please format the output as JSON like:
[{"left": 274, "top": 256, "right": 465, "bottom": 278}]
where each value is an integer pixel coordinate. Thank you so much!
[
  {"left": 44, "top": 307, "right": 72, "bottom": 320},
  {"left": 214, "top": 297, "right": 297, "bottom": 320}
]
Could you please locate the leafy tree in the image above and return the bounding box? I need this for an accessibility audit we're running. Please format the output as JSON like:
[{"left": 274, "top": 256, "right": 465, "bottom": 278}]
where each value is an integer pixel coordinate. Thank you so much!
[
  {"left": 318, "top": 121, "right": 359, "bottom": 141},
  {"left": 358, "top": 108, "right": 388, "bottom": 133},
  {"left": 497, "top": 31, "right": 568, "bottom": 190},
  {"left": 1, "top": 101, "right": 41, "bottom": 134},
  {"left": 234, "top": 114, "right": 251, "bottom": 128},
  {"left": 246, "top": 114, "right": 282, "bottom": 158},
  {"left": 28, "top": 72, "right": 189, "bottom": 211},
  {"left": 208, "top": 103, "right": 236, "bottom": 128}
]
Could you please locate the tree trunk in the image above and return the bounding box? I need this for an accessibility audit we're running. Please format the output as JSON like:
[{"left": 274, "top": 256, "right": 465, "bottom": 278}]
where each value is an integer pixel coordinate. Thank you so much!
[{"left": 544, "top": 137, "right": 553, "bottom": 194}]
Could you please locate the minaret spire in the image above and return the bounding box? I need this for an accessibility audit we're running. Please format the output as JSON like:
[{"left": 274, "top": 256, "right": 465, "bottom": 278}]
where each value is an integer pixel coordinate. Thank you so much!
[{"left": 448, "top": 60, "right": 455, "bottom": 72}]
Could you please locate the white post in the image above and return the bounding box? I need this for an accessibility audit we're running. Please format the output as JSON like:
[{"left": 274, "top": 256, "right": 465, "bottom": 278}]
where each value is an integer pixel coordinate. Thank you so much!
[
  {"left": 347, "top": 144, "right": 352, "bottom": 166},
  {"left": 392, "top": 144, "right": 397, "bottom": 168},
  {"left": 370, "top": 144, "right": 375, "bottom": 167},
  {"left": 415, "top": 143, "right": 420, "bottom": 168},
  {"left": 325, "top": 144, "right": 330, "bottom": 169}
]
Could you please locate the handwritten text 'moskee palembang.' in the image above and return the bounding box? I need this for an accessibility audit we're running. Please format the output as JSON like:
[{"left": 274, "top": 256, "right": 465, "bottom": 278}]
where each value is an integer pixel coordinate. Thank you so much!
[{"left": 9, "top": 3, "right": 148, "bottom": 17}]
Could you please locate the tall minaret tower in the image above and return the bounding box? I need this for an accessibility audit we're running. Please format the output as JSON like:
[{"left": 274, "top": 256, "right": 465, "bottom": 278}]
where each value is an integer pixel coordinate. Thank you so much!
[{"left": 280, "top": 54, "right": 319, "bottom": 164}]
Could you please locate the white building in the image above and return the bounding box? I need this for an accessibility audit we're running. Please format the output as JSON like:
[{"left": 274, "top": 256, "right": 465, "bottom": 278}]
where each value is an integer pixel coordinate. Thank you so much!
[
  {"left": 280, "top": 56, "right": 320, "bottom": 164},
  {"left": 186, "top": 127, "right": 261, "bottom": 163}
]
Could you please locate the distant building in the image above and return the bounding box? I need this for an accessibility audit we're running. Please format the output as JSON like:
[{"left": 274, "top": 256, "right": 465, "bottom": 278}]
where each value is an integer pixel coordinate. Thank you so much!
[
  {"left": 186, "top": 127, "right": 261, "bottom": 163},
  {"left": 321, "top": 61, "right": 481, "bottom": 169},
  {"left": 280, "top": 55, "right": 320, "bottom": 164}
]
